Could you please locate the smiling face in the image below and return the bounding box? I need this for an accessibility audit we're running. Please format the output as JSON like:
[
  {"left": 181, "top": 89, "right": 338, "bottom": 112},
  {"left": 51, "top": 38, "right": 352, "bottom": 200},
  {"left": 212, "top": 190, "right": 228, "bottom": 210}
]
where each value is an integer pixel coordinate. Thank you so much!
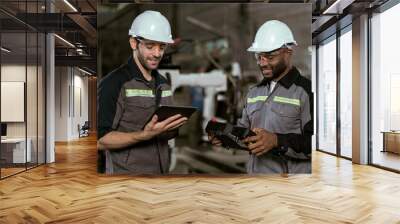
[
  {"left": 255, "top": 47, "right": 292, "bottom": 81},
  {"left": 130, "top": 37, "right": 168, "bottom": 71}
]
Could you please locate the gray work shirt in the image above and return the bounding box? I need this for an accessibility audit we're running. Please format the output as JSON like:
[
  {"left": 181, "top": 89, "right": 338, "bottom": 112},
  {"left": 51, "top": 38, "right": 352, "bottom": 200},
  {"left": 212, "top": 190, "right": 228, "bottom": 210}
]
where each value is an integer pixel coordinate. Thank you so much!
[
  {"left": 98, "top": 56, "right": 176, "bottom": 175},
  {"left": 238, "top": 67, "right": 313, "bottom": 174}
]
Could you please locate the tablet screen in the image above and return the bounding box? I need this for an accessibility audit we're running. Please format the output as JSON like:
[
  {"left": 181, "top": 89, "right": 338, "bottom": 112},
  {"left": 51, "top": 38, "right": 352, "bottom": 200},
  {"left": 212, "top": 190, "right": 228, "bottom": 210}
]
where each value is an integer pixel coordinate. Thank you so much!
[{"left": 144, "top": 105, "right": 197, "bottom": 127}]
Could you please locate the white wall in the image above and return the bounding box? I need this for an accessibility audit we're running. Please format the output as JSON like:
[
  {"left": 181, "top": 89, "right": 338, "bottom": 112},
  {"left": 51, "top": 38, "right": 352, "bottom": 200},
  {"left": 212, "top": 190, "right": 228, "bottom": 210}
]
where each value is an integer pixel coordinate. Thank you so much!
[
  {"left": 55, "top": 67, "right": 69, "bottom": 141},
  {"left": 1, "top": 66, "right": 26, "bottom": 128},
  {"left": 1, "top": 65, "right": 38, "bottom": 138},
  {"left": 1, "top": 65, "right": 26, "bottom": 141},
  {"left": 1, "top": 63, "right": 46, "bottom": 164},
  {"left": 55, "top": 67, "right": 89, "bottom": 141}
]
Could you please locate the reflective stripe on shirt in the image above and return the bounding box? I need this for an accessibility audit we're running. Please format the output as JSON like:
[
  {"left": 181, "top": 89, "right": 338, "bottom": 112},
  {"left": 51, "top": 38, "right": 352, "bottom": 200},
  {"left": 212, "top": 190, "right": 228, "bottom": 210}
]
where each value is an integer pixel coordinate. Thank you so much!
[
  {"left": 247, "top": 95, "right": 268, "bottom": 103},
  {"left": 126, "top": 89, "right": 154, "bottom": 97},
  {"left": 126, "top": 89, "right": 172, "bottom": 98},
  {"left": 273, "top": 96, "right": 300, "bottom": 106}
]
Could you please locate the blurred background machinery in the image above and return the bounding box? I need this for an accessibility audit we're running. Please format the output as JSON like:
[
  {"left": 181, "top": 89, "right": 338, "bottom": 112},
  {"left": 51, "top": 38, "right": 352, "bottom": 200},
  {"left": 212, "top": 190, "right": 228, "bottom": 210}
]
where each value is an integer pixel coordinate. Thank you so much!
[{"left": 98, "top": 3, "right": 311, "bottom": 174}]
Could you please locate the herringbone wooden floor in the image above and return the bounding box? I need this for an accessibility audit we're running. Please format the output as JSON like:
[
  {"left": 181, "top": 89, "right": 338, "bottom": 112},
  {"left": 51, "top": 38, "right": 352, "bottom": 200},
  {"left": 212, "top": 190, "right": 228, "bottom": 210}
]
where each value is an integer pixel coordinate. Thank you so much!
[{"left": 1, "top": 135, "right": 400, "bottom": 224}]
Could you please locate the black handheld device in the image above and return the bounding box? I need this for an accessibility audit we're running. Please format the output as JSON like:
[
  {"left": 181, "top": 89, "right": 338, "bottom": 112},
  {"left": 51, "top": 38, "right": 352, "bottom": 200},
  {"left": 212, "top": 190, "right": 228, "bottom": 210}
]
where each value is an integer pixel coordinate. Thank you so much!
[{"left": 205, "top": 120, "right": 256, "bottom": 150}]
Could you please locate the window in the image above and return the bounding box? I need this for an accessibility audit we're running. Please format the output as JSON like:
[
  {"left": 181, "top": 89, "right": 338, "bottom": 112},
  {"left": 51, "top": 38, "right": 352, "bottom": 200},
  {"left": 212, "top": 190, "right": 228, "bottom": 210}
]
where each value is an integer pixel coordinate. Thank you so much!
[
  {"left": 371, "top": 2, "right": 400, "bottom": 171},
  {"left": 317, "top": 36, "right": 337, "bottom": 154},
  {"left": 339, "top": 27, "right": 352, "bottom": 158}
]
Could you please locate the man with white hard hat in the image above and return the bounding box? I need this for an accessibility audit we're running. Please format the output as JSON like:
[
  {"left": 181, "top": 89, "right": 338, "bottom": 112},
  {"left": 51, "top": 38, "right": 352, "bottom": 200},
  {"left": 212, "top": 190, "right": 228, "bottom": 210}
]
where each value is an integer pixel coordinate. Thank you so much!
[
  {"left": 211, "top": 20, "right": 312, "bottom": 174},
  {"left": 97, "top": 11, "right": 187, "bottom": 175}
]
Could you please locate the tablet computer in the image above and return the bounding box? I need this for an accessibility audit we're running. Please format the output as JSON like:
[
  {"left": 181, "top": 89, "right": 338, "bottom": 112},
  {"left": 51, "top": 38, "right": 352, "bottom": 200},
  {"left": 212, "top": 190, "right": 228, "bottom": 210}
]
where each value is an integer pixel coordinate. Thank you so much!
[{"left": 144, "top": 105, "right": 197, "bottom": 127}]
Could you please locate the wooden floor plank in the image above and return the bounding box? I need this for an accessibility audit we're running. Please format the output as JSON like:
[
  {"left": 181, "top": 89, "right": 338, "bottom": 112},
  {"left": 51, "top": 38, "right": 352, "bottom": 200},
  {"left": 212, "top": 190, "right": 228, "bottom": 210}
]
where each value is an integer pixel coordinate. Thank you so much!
[{"left": 0, "top": 135, "right": 400, "bottom": 223}]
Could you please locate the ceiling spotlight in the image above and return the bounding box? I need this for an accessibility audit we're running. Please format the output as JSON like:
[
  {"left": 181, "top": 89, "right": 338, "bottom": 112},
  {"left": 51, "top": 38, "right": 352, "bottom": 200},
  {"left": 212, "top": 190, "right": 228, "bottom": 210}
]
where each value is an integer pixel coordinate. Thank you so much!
[
  {"left": 322, "top": 0, "right": 354, "bottom": 15},
  {"left": 63, "top": 0, "right": 78, "bottom": 12},
  {"left": 78, "top": 67, "right": 92, "bottom": 76},
  {"left": 1, "top": 47, "right": 11, "bottom": 53},
  {"left": 54, "top": 34, "right": 75, "bottom": 48}
]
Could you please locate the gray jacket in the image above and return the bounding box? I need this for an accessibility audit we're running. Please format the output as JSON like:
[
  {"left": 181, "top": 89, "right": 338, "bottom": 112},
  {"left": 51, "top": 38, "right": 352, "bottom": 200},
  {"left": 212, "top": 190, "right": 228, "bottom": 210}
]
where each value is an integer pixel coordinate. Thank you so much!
[
  {"left": 98, "top": 56, "right": 175, "bottom": 175},
  {"left": 238, "top": 67, "right": 312, "bottom": 174}
]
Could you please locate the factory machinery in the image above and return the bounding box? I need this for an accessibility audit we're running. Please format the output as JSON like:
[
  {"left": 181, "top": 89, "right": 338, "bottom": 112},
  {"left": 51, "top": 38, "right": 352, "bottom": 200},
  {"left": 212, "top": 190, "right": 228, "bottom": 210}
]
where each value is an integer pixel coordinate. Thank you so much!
[{"left": 158, "top": 64, "right": 250, "bottom": 174}]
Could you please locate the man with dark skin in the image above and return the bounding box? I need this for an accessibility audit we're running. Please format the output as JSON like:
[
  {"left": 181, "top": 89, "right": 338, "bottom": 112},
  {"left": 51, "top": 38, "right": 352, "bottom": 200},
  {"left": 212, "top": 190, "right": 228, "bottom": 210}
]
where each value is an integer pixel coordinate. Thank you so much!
[{"left": 210, "top": 20, "right": 312, "bottom": 174}]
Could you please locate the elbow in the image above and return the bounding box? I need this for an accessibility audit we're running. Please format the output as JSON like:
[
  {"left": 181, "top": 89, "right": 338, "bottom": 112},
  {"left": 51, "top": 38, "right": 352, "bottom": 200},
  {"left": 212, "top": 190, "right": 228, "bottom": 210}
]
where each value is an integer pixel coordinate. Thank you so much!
[
  {"left": 97, "top": 141, "right": 105, "bottom": 150},
  {"left": 97, "top": 134, "right": 109, "bottom": 150}
]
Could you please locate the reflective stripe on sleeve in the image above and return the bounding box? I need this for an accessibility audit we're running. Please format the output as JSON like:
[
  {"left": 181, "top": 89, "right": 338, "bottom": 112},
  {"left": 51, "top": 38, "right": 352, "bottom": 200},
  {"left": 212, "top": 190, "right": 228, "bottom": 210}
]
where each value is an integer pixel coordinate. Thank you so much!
[{"left": 161, "top": 90, "right": 172, "bottom": 97}]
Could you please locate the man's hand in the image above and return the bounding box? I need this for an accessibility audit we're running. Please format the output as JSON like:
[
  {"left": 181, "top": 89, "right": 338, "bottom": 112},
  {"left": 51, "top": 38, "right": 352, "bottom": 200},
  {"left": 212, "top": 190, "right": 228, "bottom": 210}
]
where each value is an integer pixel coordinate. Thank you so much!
[
  {"left": 242, "top": 128, "right": 278, "bottom": 156},
  {"left": 141, "top": 114, "right": 187, "bottom": 141},
  {"left": 208, "top": 133, "right": 222, "bottom": 146}
]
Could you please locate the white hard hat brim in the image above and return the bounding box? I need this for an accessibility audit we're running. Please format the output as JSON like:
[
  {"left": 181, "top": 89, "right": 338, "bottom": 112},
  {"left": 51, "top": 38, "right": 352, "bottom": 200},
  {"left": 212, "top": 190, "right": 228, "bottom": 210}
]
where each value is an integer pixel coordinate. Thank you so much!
[
  {"left": 247, "top": 46, "right": 279, "bottom": 53},
  {"left": 247, "top": 41, "right": 297, "bottom": 53},
  {"left": 129, "top": 33, "right": 174, "bottom": 44}
]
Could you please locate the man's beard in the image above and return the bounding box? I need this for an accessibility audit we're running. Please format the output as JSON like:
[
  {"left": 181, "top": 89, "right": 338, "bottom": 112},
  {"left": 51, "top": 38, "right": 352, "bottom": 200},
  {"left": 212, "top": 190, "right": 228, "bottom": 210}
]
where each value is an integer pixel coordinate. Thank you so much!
[
  {"left": 258, "top": 59, "right": 287, "bottom": 82},
  {"left": 137, "top": 49, "right": 161, "bottom": 71}
]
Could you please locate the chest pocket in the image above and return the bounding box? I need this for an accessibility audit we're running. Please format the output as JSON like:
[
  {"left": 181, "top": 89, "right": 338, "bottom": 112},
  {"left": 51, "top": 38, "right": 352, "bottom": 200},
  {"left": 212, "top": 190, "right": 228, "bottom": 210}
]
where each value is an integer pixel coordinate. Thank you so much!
[
  {"left": 246, "top": 102, "right": 264, "bottom": 127},
  {"left": 271, "top": 96, "right": 301, "bottom": 132},
  {"left": 246, "top": 95, "right": 268, "bottom": 127},
  {"left": 123, "top": 89, "right": 155, "bottom": 129}
]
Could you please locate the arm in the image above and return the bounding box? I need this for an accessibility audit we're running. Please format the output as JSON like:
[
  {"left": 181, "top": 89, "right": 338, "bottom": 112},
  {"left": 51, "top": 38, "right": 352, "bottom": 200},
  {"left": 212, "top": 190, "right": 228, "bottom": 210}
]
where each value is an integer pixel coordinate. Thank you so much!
[
  {"left": 97, "top": 74, "right": 124, "bottom": 142},
  {"left": 276, "top": 91, "right": 313, "bottom": 159},
  {"left": 97, "top": 74, "right": 123, "bottom": 172},
  {"left": 98, "top": 114, "right": 187, "bottom": 151},
  {"left": 97, "top": 130, "right": 148, "bottom": 150}
]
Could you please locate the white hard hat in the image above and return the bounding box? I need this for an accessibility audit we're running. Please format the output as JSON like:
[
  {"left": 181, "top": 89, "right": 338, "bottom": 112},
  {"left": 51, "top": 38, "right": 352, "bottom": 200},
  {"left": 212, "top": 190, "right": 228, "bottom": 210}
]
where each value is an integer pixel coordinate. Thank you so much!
[
  {"left": 128, "top": 10, "right": 174, "bottom": 44},
  {"left": 247, "top": 20, "right": 297, "bottom": 53}
]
